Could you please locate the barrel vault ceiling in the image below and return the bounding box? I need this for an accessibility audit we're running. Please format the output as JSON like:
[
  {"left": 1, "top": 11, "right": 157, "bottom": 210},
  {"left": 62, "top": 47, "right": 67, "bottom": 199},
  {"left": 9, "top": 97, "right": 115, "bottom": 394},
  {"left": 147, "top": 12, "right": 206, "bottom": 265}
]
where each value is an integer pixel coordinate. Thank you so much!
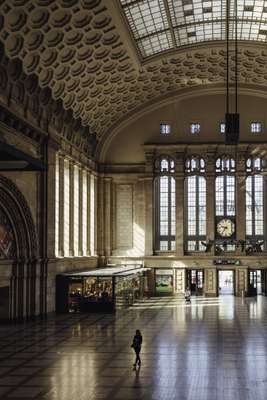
[{"left": 0, "top": 0, "right": 267, "bottom": 141}]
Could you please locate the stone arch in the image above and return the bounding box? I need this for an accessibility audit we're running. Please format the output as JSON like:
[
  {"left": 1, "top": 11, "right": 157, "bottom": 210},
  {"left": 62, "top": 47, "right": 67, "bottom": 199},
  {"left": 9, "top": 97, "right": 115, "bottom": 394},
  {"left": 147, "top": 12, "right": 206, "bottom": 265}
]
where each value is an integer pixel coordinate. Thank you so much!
[{"left": 0, "top": 175, "right": 39, "bottom": 320}]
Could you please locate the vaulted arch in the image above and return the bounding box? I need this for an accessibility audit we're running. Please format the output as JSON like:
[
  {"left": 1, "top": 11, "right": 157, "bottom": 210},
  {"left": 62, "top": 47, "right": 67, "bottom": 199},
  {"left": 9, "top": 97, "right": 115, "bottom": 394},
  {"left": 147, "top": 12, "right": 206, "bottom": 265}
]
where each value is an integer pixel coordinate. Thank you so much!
[{"left": 0, "top": 175, "right": 39, "bottom": 320}]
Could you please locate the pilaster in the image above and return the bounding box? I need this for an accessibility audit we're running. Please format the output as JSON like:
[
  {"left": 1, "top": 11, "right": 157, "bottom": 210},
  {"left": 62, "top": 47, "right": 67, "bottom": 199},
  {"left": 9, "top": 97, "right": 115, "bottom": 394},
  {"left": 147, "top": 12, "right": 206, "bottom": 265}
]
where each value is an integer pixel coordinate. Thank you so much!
[
  {"left": 175, "top": 152, "right": 184, "bottom": 256},
  {"left": 58, "top": 153, "right": 65, "bottom": 257},
  {"left": 236, "top": 152, "right": 247, "bottom": 251},
  {"left": 206, "top": 152, "right": 216, "bottom": 255},
  {"left": 86, "top": 172, "right": 91, "bottom": 256},
  {"left": 78, "top": 166, "right": 83, "bottom": 256},
  {"left": 104, "top": 177, "right": 112, "bottom": 256},
  {"left": 144, "top": 176, "right": 153, "bottom": 256},
  {"left": 204, "top": 268, "right": 217, "bottom": 297},
  {"left": 69, "top": 160, "right": 75, "bottom": 257},
  {"left": 94, "top": 174, "right": 98, "bottom": 256}
]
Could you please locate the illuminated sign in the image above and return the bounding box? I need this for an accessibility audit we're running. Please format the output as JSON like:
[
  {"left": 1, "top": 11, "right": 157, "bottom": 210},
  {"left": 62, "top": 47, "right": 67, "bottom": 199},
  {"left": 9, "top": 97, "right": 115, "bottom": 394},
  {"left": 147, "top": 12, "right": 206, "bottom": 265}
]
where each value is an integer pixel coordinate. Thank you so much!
[{"left": 213, "top": 259, "right": 240, "bottom": 266}]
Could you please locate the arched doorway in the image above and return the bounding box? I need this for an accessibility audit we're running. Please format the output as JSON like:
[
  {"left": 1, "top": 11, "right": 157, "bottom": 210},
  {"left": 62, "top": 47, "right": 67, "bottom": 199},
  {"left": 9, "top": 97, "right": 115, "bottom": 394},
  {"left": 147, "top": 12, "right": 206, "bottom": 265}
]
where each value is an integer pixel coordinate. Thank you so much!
[{"left": 0, "top": 175, "right": 39, "bottom": 320}]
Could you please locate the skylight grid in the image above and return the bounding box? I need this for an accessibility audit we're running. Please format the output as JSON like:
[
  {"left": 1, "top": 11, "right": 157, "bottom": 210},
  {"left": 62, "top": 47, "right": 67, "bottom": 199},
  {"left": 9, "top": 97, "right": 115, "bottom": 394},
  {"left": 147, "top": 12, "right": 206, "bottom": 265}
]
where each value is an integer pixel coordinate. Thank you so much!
[
  {"left": 168, "top": 0, "right": 224, "bottom": 28},
  {"left": 138, "top": 31, "right": 173, "bottom": 57},
  {"left": 123, "top": 0, "right": 170, "bottom": 40},
  {"left": 119, "top": 0, "right": 267, "bottom": 59}
]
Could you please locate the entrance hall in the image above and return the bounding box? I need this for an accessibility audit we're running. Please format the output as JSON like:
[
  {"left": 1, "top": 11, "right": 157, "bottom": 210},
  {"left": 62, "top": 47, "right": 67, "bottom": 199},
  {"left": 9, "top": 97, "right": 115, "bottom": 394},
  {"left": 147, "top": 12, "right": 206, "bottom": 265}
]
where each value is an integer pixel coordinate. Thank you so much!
[
  {"left": 218, "top": 270, "right": 234, "bottom": 295},
  {"left": 0, "top": 296, "right": 267, "bottom": 400}
]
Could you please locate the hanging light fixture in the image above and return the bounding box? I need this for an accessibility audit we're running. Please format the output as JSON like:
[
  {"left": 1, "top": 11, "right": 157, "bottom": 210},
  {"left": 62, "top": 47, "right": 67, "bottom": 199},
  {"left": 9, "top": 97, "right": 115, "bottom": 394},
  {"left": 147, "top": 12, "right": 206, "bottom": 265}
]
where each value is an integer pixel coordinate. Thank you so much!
[{"left": 225, "top": 0, "right": 239, "bottom": 145}]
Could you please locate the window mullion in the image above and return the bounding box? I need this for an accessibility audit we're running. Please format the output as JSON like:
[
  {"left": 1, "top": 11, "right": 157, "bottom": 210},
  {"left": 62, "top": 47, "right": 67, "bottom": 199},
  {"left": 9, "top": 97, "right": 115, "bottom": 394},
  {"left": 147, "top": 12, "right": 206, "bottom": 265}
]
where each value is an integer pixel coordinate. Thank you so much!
[
  {"left": 168, "top": 176, "right": 171, "bottom": 250},
  {"left": 252, "top": 176, "right": 255, "bottom": 237},
  {"left": 224, "top": 175, "right": 227, "bottom": 216},
  {"left": 196, "top": 176, "right": 199, "bottom": 250}
]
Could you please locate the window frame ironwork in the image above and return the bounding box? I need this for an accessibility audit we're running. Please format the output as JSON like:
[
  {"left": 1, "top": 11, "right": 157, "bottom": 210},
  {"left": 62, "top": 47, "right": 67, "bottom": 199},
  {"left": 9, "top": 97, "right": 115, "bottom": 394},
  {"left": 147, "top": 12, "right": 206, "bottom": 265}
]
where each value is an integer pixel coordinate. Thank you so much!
[
  {"left": 185, "top": 156, "right": 206, "bottom": 252},
  {"left": 154, "top": 156, "right": 176, "bottom": 252}
]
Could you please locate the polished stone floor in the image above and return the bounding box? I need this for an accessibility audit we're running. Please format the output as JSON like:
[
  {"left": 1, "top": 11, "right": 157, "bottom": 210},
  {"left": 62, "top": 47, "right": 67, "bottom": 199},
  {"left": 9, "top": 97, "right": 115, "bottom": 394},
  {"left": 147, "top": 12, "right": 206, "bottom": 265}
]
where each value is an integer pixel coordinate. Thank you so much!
[{"left": 0, "top": 296, "right": 267, "bottom": 400}]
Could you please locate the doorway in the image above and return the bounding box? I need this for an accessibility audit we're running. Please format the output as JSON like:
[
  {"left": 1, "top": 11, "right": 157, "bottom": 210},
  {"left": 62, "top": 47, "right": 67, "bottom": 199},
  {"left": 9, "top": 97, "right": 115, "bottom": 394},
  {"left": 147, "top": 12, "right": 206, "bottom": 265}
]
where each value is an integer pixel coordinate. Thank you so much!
[
  {"left": 219, "top": 270, "right": 234, "bottom": 295},
  {"left": 248, "top": 270, "right": 265, "bottom": 296},
  {"left": 187, "top": 270, "right": 204, "bottom": 295}
]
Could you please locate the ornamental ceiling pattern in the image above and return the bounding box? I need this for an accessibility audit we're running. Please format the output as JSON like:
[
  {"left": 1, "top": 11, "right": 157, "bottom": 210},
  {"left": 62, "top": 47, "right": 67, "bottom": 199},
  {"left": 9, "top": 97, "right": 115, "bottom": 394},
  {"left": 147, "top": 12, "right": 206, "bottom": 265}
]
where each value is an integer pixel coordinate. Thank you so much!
[{"left": 0, "top": 0, "right": 267, "bottom": 139}]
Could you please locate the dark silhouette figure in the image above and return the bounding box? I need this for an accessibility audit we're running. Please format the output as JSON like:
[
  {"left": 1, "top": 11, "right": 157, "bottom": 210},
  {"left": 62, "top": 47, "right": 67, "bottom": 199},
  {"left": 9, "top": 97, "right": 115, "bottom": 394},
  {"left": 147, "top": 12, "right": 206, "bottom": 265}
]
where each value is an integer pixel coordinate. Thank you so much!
[{"left": 131, "top": 330, "right": 142, "bottom": 368}]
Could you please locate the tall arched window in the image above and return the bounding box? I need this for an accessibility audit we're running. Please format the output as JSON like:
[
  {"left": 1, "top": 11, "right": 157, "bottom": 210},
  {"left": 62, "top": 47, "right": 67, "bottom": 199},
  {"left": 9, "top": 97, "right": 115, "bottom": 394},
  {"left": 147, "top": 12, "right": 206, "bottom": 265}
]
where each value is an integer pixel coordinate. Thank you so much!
[
  {"left": 185, "top": 156, "right": 206, "bottom": 251},
  {"left": 246, "top": 157, "right": 266, "bottom": 249},
  {"left": 215, "top": 155, "right": 236, "bottom": 251},
  {"left": 154, "top": 157, "right": 176, "bottom": 251}
]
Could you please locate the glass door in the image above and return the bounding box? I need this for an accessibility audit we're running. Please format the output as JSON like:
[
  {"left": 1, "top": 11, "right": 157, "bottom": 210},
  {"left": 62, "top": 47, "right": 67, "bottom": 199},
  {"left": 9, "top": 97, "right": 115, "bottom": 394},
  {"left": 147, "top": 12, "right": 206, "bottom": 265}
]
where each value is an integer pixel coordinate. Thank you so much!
[
  {"left": 187, "top": 270, "right": 204, "bottom": 295},
  {"left": 248, "top": 270, "right": 257, "bottom": 296},
  {"left": 261, "top": 270, "right": 266, "bottom": 295},
  {"left": 218, "top": 270, "right": 234, "bottom": 295}
]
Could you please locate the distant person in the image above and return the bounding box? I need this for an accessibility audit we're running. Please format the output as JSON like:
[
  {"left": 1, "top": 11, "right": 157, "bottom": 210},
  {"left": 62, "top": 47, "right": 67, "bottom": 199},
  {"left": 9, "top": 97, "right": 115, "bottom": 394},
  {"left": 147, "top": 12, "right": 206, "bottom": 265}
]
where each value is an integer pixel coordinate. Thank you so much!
[
  {"left": 131, "top": 330, "right": 142, "bottom": 368},
  {"left": 185, "top": 287, "right": 191, "bottom": 303}
]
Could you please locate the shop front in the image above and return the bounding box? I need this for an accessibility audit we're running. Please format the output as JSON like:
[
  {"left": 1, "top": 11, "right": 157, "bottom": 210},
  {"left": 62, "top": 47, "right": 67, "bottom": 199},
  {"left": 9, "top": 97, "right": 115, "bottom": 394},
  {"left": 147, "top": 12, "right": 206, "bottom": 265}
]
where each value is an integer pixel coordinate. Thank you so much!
[
  {"left": 155, "top": 269, "right": 174, "bottom": 296},
  {"left": 56, "top": 265, "right": 149, "bottom": 313}
]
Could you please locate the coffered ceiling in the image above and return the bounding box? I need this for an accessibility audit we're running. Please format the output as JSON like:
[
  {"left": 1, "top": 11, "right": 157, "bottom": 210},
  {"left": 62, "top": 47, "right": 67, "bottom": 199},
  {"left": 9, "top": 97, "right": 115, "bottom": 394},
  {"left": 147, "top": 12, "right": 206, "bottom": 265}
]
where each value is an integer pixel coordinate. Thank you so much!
[{"left": 0, "top": 0, "right": 267, "bottom": 141}]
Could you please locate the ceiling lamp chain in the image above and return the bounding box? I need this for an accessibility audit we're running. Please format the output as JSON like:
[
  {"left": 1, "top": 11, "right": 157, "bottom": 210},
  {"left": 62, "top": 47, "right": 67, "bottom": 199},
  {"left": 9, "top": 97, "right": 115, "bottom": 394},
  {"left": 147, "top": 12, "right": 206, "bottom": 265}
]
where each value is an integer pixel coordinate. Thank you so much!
[{"left": 225, "top": 0, "right": 239, "bottom": 145}]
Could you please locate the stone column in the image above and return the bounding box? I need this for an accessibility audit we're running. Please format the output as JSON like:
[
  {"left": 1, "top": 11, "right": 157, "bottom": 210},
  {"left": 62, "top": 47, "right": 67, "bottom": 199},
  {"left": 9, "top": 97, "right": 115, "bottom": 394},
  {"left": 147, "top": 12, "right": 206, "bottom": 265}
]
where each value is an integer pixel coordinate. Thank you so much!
[
  {"left": 204, "top": 268, "right": 217, "bottom": 296},
  {"left": 58, "top": 153, "right": 65, "bottom": 257},
  {"left": 144, "top": 177, "right": 153, "bottom": 256},
  {"left": 147, "top": 269, "right": 155, "bottom": 296},
  {"left": 97, "top": 176, "right": 104, "bottom": 257},
  {"left": 235, "top": 267, "right": 248, "bottom": 296},
  {"left": 78, "top": 166, "right": 83, "bottom": 256},
  {"left": 69, "top": 160, "right": 75, "bottom": 257},
  {"left": 206, "top": 152, "right": 216, "bottom": 255},
  {"left": 175, "top": 269, "right": 185, "bottom": 296},
  {"left": 175, "top": 152, "right": 185, "bottom": 256},
  {"left": 86, "top": 172, "right": 91, "bottom": 256},
  {"left": 236, "top": 153, "right": 246, "bottom": 254},
  {"left": 94, "top": 174, "right": 98, "bottom": 256},
  {"left": 104, "top": 177, "right": 112, "bottom": 256},
  {"left": 175, "top": 176, "right": 184, "bottom": 256},
  {"left": 47, "top": 144, "right": 58, "bottom": 258}
]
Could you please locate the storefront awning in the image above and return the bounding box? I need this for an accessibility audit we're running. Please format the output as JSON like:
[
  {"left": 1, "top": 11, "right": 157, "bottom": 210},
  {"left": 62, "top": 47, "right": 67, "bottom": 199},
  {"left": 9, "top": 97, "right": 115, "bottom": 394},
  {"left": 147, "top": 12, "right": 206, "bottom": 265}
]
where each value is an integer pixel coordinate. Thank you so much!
[{"left": 63, "top": 265, "right": 150, "bottom": 278}]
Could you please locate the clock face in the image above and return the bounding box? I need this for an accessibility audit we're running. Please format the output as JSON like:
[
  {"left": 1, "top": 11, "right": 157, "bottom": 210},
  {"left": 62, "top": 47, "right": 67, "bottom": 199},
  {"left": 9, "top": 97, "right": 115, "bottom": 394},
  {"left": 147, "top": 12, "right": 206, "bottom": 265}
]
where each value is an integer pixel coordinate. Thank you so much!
[{"left": 217, "top": 218, "right": 235, "bottom": 237}]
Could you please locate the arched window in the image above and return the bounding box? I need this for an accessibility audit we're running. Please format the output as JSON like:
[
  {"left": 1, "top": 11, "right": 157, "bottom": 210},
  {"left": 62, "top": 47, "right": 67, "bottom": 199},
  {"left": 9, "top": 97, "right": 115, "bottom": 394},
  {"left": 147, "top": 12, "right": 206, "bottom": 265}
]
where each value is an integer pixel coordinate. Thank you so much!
[
  {"left": 154, "top": 157, "right": 176, "bottom": 251},
  {"left": 246, "top": 157, "right": 266, "bottom": 250},
  {"left": 215, "top": 156, "right": 236, "bottom": 252},
  {"left": 215, "top": 155, "right": 235, "bottom": 172},
  {"left": 185, "top": 156, "right": 206, "bottom": 251},
  {"left": 185, "top": 156, "right": 205, "bottom": 173}
]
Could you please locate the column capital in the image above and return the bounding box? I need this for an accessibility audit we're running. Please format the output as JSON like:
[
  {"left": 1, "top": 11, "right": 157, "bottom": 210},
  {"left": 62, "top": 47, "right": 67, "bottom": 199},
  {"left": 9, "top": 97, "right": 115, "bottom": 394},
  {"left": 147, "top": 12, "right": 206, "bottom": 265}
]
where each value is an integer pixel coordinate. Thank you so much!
[
  {"left": 144, "top": 151, "right": 155, "bottom": 173},
  {"left": 236, "top": 152, "right": 247, "bottom": 172}
]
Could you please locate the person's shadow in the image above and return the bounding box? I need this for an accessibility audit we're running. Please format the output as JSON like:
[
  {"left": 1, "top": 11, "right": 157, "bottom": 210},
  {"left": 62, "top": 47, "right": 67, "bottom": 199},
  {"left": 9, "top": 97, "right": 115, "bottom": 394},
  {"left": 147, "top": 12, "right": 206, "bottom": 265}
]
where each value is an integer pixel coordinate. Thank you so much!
[{"left": 132, "top": 365, "right": 141, "bottom": 389}]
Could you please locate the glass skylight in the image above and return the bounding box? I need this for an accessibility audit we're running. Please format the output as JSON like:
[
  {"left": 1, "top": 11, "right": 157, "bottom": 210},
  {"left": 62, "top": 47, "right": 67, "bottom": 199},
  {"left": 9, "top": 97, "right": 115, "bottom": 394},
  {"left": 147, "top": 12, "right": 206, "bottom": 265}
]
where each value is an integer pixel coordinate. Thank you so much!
[{"left": 119, "top": 0, "right": 267, "bottom": 59}]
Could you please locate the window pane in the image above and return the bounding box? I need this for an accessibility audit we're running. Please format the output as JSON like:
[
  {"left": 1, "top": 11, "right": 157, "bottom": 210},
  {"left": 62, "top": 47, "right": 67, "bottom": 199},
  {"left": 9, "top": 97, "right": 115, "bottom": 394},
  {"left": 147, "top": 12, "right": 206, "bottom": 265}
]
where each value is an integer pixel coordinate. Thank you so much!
[
  {"left": 55, "top": 154, "right": 59, "bottom": 257},
  {"left": 158, "top": 175, "right": 176, "bottom": 250},
  {"left": 216, "top": 176, "right": 224, "bottom": 215},
  {"left": 226, "top": 176, "right": 235, "bottom": 216},
  {"left": 246, "top": 174, "right": 264, "bottom": 237},
  {"left": 186, "top": 175, "right": 206, "bottom": 250},
  {"left": 82, "top": 171, "right": 87, "bottom": 256},
  {"left": 73, "top": 166, "right": 79, "bottom": 256},
  {"left": 64, "top": 160, "right": 70, "bottom": 256},
  {"left": 160, "top": 241, "right": 168, "bottom": 251},
  {"left": 90, "top": 176, "right": 95, "bottom": 255}
]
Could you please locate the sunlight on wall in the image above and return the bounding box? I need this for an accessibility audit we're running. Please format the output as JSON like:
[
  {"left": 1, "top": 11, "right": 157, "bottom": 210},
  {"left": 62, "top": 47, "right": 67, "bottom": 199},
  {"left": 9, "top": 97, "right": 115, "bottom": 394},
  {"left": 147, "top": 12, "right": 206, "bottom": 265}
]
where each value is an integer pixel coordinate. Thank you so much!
[{"left": 133, "top": 222, "right": 145, "bottom": 255}]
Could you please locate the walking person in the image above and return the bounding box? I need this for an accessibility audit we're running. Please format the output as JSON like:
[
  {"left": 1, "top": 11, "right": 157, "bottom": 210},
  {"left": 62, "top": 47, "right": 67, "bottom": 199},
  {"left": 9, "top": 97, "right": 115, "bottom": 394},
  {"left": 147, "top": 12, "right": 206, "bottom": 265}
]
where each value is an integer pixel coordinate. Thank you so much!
[
  {"left": 185, "top": 287, "right": 191, "bottom": 303},
  {"left": 131, "top": 329, "right": 142, "bottom": 368}
]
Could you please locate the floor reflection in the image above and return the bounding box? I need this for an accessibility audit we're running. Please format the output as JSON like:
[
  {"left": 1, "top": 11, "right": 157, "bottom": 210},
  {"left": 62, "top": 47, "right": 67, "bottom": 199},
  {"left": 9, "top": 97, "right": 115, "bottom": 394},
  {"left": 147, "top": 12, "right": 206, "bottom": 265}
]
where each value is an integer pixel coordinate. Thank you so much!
[{"left": 0, "top": 296, "right": 267, "bottom": 399}]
